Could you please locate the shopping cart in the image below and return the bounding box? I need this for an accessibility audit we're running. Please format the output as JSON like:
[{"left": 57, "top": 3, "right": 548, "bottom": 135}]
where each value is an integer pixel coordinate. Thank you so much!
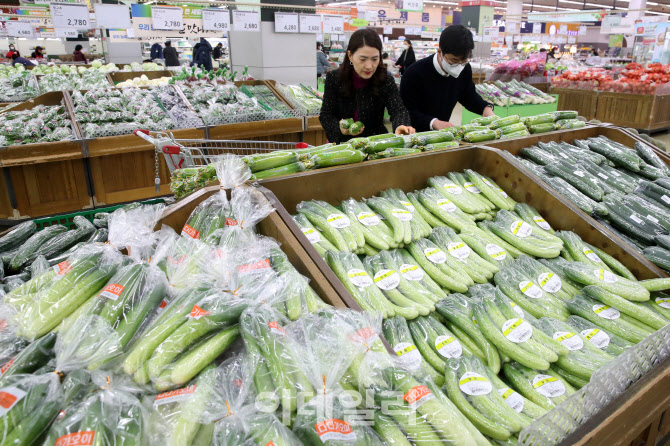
[{"left": 134, "top": 129, "right": 311, "bottom": 192}]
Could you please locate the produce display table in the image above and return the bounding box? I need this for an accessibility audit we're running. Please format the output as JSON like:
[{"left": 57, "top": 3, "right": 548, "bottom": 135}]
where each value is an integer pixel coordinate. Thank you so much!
[
  {"left": 551, "top": 87, "right": 598, "bottom": 121},
  {"left": 462, "top": 95, "right": 558, "bottom": 125}
]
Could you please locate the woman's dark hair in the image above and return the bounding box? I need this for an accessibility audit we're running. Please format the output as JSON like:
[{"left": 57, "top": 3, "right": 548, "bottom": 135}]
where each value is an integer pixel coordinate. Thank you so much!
[
  {"left": 35, "top": 46, "right": 42, "bottom": 51},
  {"left": 404, "top": 39, "right": 412, "bottom": 46},
  {"left": 439, "top": 24, "right": 474, "bottom": 59},
  {"left": 165, "top": 41, "right": 172, "bottom": 47},
  {"left": 340, "top": 28, "right": 387, "bottom": 97},
  {"left": 317, "top": 42, "right": 322, "bottom": 50},
  {"left": 74, "top": 44, "right": 83, "bottom": 51},
  {"left": 539, "top": 48, "right": 547, "bottom": 52}
]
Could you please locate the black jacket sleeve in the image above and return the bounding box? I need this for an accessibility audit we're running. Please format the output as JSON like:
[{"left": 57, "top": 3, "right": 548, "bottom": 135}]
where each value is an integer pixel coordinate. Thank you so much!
[
  {"left": 319, "top": 71, "right": 344, "bottom": 143},
  {"left": 405, "top": 47, "right": 416, "bottom": 68},
  {"left": 396, "top": 50, "right": 406, "bottom": 67},
  {"left": 400, "top": 67, "right": 435, "bottom": 132},
  {"left": 458, "top": 66, "right": 491, "bottom": 115},
  {"left": 383, "top": 75, "right": 411, "bottom": 131}
]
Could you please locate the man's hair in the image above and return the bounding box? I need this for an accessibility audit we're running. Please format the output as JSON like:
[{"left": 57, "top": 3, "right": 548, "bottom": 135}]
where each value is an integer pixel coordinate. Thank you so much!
[
  {"left": 382, "top": 52, "right": 389, "bottom": 59},
  {"left": 75, "top": 44, "right": 83, "bottom": 51},
  {"left": 439, "top": 24, "right": 474, "bottom": 59},
  {"left": 165, "top": 41, "right": 171, "bottom": 46}
]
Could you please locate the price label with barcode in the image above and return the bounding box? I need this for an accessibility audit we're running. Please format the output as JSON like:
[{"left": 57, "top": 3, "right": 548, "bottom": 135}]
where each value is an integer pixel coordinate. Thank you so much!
[
  {"left": 50, "top": 2, "right": 90, "bottom": 29},
  {"left": 203, "top": 9, "right": 230, "bottom": 32},
  {"left": 275, "top": 12, "right": 298, "bottom": 33},
  {"left": 151, "top": 6, "right": 184, "bottom": 30},
  {"left": 299, "top": 14, "right": 321, "bottom": 33},
  {"left": 233, "top": 10, "right": 260, "bottom": 32}
]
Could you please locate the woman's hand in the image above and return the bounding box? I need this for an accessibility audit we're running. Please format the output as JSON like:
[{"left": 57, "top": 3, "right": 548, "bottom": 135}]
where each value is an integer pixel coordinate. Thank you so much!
[
  {"left": 339, "top": 122, "right": 350, "bottom": 135},
  {"left": 482, "top": 106, "right": 495, "bottom": 117},
  {"left": 395, "top": 125, "right": 415, "bottom": 135}
]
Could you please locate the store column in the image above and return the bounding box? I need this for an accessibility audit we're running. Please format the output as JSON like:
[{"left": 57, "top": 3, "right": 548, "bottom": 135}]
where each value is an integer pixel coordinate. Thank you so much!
[
  {"left": 228, "top": 0, "right": 317, "bottom": 86},
  {"left": 627, "top": 0, "right": 646, "bottom": 20},
  {"left": 459, "top": 0, "right": 496, "bottom": 34},
  {"left": 505, "top": 0, "right": 522, "bottom": 35}
]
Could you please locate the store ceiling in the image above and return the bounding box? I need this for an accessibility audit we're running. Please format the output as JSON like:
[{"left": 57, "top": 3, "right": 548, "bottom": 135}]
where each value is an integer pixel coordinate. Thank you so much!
[{"left": 320, "top": 0, "right": 670, "bottom": 17}]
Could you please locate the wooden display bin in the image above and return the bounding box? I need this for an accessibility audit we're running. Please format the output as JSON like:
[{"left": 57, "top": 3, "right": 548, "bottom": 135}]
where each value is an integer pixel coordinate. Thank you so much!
[
  {"left": 550, "top": 87, "right": 598, "bottom": 121},
  {"left": 595, "top": 92, "right": 670, "bottom": 131},
  {"left": 155, "top": 185, "right": 347, "bottom": 309},
  {"left": 484, "top": 125, "right": 669, "bottom": 277}
]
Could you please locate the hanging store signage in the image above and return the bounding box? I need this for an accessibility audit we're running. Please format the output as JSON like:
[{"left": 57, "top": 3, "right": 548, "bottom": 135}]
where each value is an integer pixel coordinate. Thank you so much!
[
  {"left": 233, "top": 10, "right": 260, "bottom": 32},
  {"left": 274, "top": 12, "right": 298, "bottom": 33},
  {"left": 151, "top": 6, "right": 183, "bottom": 30},
  {"left": 93, "top": 4, "right": 131, "bottom": 29},
  {"left": 55, "top": 27, "right": 77, "bottom": 37},
  {"left": 5, "top": 21, "right": 34, "bottom": 37},
  {"left": 299, "top": 14, "right": 321, "bottom": 33},
  {"left": 323, "top": 15, "right": 345, "bottom": 34},
  {"left": 202, "top": 8, "right": 230, "bottom": 32},
  {"left": 50, "top": 2, "right": 89, "bottom": 29}
]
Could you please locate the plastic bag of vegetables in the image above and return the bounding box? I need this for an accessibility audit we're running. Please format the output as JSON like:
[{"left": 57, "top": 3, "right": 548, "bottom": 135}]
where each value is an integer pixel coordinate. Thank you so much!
[{"left": 43, "top": 373, "right": 163, "bottom": 446}]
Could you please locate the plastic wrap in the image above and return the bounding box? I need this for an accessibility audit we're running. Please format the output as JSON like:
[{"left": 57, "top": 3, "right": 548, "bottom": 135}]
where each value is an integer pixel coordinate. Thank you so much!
[
  {"left": 159, "top": 236, "right": 210, "bottom": 292},
  {"left": 493, "top": 263, "right": 569, "bottom": 320},
  {"left": 459, "top": 226, "right": 515, "bottom": 268},
  {"left": 341, "top": 198, "right": 397, "bottom": 251},
  {"left": 566, "top": 315, "right": 634, "bottom": 356},
  {"left": 179, "top": 191, "right": 231, "bottom": 244},
  {"left": 0, "top": 331, "right": 55, "bottom": 385},
  {"left": 55, "top": 261, "right": 169, "bottom": 372},
  {"left": 560, "top": 261, "right": 650, "bottom": 302},
  {"left": 108, "top": 202, "right": 167, "bottom": 259},
  {"left": 514, "top": 255, "right": 579, "bottom": 302},
  {"left": 430, "top": 226, "right": 499, "bottom": 283},
  {"left": 16, "top": 244, "right": 124, "bottom": 340},
  {"left": 292, "top": 213, "right": 338, "bottom": 259},
  {"left": 417, "top": 187, "right": 477, "bottom": 231},
  {"left": 444, "top": 355, "right": 532, "bottom": 440},
  {"left": 502, "top": 361, "right": 576, "bottom": 411},
  {"left": 43, "top": 373, "right": 161, "bottom": 446},
  {"left": 486, "top": 210, "right": 563, "bottom": 258},
  {"left": 406, "top": 237, "right": 472, "bottom": 293},
  {"left": 214, "top": 154, "right": 252, "bottom": 191},
  {"left": 530, "top": 317, "right": 614, "bottom": 387},
  {"left": 0, "top": 305, "right": 27, "bottom": 375},
  {"left": 0, "top": 372, "right": 63, "bottom": 445}
]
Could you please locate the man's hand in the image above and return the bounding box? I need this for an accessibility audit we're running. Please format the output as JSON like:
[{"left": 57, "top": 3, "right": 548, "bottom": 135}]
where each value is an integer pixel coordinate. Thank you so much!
[
  {"left": 482, "top": 106, "right": 495, "bottom": 117},
  {"left": 395, "top": 125, "right": 416, "bottom": 135},
  {"left": 432, "top": 119, "right": 454, "bottom": 130}
]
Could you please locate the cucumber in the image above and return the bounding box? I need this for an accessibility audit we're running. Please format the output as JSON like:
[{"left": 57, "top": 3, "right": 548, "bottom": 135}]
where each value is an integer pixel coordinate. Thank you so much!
[
  {"left": 514, "top": 203, "right": 554, "bottom": 234},
  {"left": 636, "top": 180, "right": 670, "bottom": 210},
  {"left": 28, "top": 216, "right": 96, "bottom": 262},
  {"left": 520, "top": 147, "right": 557, "bottom": 165},
  {"left": 418, "top": 187, "right": 477, "bottom": 231},
  {"left": 544, "top": 161, "right": 604, "bottom": 201},
  {"left": 365, "top": 137, "right": 405, "bottom": 153},
  {"left": 635, "top": 142, "right": 670, "bottom": 175},
  {"left": 252, "top": 161, "right": 310, "bottom": 180},
  {"left": 428, "top": 176, "right": 489, "bottom": 214},
  {"left": 543, "top": 177, "right": 598, "bottom": 216},
  {"left": 561, "top": 261, "right": 649, "bottom": 302},
  {"left": 0, "top": 221, "right": 36, "bottom": 252},
  {"left": 567, "top": 315, "right": 633, "bottom": 356},
  {"left": 522, "top": 114, "right": 555, "bottom": 126},
  {"left": 8, "top": 225, "right": 67, "bottom": 272},
  {"left": 341, "top": 198, "right": 395, "bottom": 251},
  {"left": 243, "top": 151, "right": 298, "bottom": 173},
  {"left": 588, "top": 138, "right": 641, "bottom": 172},
  {"left": 528, "top": 123, "right": 556, "bottom": 134},
  {"left": 556, "top": 231, "right": 611, "bottom": 271},
  {"left": 407, "top": 191, "right": 446, "bottom": 228},
  {"left": 489, "top": 115, "right": 520, "bottom": 129},
  {"left": 622, "top": 194, "right": 670, "bottom": 233},
  {"left": 643, "top": 246, "right": 670, "bottom": 272},
  {"left": 311, "top": 149, "right": 365, "bottom": 168},
  {"left": 585, "top": 243, "right": 637, "bottom": 281},
  {"left": 582, "top": 285, "right": 667, "bottom": 330},
  {"left": 464, "top": 129, "right": 500, "bottom": 143},
  {"left": 502, "top": 362, "right": 575, "bottom": 411}
]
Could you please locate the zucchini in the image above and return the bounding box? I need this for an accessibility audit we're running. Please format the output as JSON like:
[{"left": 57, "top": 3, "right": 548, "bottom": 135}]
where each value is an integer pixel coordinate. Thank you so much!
[
  {"left": 489, "top": 115, "right": 520, "bottom": 129},
  {"left": 528, "top": 123, "right": 556, "bottom": 134}
]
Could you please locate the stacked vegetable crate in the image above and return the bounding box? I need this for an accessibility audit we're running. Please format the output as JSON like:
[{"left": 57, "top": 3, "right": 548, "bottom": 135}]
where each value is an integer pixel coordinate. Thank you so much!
[{"left": 256, "top": 145, "right": 670, "bottom": 445}]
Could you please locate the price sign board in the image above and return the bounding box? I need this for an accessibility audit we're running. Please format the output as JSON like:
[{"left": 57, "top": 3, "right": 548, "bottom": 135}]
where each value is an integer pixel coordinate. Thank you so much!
[
  {"left": 275, "top": 12, "right": 298, "bottom": 33},
  {"left": 203, "top": 9, "right": 230, "bottom": 32},
  {"left": 55, "top": 27, "right": 77, "bottom": 37},
  {"left": 532, "top": 22, "right": 541, "bottom": 34},
  {"left": 299, "top": 14, "right": 321, "bottom": 33},
  {"left": 323, "top": 15, "right": 344, "bottom": 34},
  {"left": 233, "top": 10, "right": 260, "bottom": 32},
  {"left": 93, "top": 4, "right": 131, "bottom": 29},
  {"left": 401, "top": 0, "right": 423, "bottom": 12},
  {"left": 383, "top": 26, "right": 392, "bottom": 34},
  {"left": 6, "top": 21, "right": 34, "bottom": 38},
  {"left": 50, "top": 2, "right": 90, "bottom": 29},
  {"left": 151, "top": 6, "right": 184, "bottom": 31}
]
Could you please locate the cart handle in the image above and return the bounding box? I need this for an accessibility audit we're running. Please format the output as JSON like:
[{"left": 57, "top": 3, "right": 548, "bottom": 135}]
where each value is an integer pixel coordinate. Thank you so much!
[
  {"left": 134, "top": 129, "right": 156, "bottom": 144},
  {"left": 162, "top": 145, "right": 182, "bottom": 155}
]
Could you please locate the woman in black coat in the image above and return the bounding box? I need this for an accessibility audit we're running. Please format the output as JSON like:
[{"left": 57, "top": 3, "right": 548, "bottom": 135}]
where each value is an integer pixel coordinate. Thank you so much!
[
  {"left": 395, "top": 39, "right": 416, "bottom": 75},
  {"left": 319, "top": 28, "right": 415, "bottom": 144}
]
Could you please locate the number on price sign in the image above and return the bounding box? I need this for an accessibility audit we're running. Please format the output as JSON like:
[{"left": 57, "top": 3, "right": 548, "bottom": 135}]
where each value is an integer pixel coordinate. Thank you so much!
[
  {"left": 55, "top": 27, "right": 78, "bottom": 38},
  {"left": 233, "top": 11, "right": 260, "bottom": 32},
  {"left": 275, "top": 12, "right": 299, "bottom": 33},
  {"left": 6, "top": 22, "right": 34, "bottom": 38},
  {"left": 299, "top": 14, "right": 321, "bottom": 33},
  {"left": 151, "top": 6, "right": 184, "bottom": 30},
  {"left": 203, "top": 9, "right": 230, "bottom": 32},
  {"left": 50, "top": 2, "right": 90, "bottom": 29},
  {"left": 323, "top": 15, "right": 344, "bottom": 34}
]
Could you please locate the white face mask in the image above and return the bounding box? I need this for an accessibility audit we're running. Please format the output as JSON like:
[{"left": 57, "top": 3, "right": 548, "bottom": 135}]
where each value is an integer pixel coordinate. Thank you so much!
[{"left": 440, "top": 58, "right": 466, "bottom": 78}]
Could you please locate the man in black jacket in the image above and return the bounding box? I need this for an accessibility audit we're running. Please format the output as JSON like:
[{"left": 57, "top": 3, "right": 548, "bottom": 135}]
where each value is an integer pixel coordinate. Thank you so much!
[{"left": 400, "top": 24, "right": 494, "bottom": 132}]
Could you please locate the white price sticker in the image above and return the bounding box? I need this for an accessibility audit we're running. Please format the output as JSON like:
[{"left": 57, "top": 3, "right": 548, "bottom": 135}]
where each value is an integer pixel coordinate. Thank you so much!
[
  {"left": 151, "top": 6, "right": 184, "bottom": 30},
  {"left": 510, "top": 302, "right": 524, "bottom": 318},
  {"left": 391, "top": 208, "right": 413, "bottom": 221},
  {"left": 93, "top": 4, "right": 131, "bottom": 29},
  {"left": 486, "top": 244, "right": 507, "bottom": 261},
  {"left": 437, "top": 199, "right": 457, "bottom": 212},
  {"left": 533, "top": 375, "right": 566, "bottom": 398},
  {"left": 50, "top": 2, "right": 90, "bottom": 29},
  {"left": 323, "top": 15, "right": 344, "bottom": 34},
  {"left": 274, "top": 12, "right": 299, "bottom": 33},
  {"left": 443, "top": 181, "right": 463, "bottom": 195},
  {"left": 5, "top": 21, "right": 34, "bottom": 38},
  {"left": 374, "top": 269, "right": 400, "bottom": 290},
  {"left": 233, "top": 10, "right": 260, "bottom": 31},
  {"left": 510, "top": 221, "right": 532, "bottom": 238},
  {"left": 347, "top": 269, "right": 372, "bottom": 288},
  {"left": 400, "top": 200, "right": 415, "bottom": 212},
  {"left": 435, "top": 335, "right": 462, "bottom": 358},
  {"left": 593, "top": 304, "right": 620, "bottom": 320},
  {"left": 327, "top": 213, "right": 350, "bottom": 228},
  {"left": 502, "top": 318, "right": 533, "bottom": 343},
  {"left": 519, "top": 280, "right": 543, "bottom": 299},
  {"left": 394, "top": 342, "right": 421, "bottom": 370},
  {"left": 538, "top": 272, "right": 562, "bottom": 293},
  {"left": 448, "top": 242, "right": 471, "bottom": 260},
  {"left": 299, "top": 14, "right": 322, "bottom": 33},
  {"left": 656, "top": 296, "right": 670, "bottom": 309},
  {"left": 593, "top": 269, "right": 618, "bottom": 284},
  {"left": 553, "top": 331, "right": 584, "bottom": 351},
  {"left": 400, "top": 264, "right": 424, "bottom": 281},
  {"left": 203, "top": 9, "right": 230, "bottom": 32},
  {"left": 458, "top": 372, "right": 492, "bottom": 396},
  {"left": 464, "top": 182, "right": 481, "bottom": 194},
  {"left": 574, "top": 170, "right": 586, "bottom": 178},
  {"left": 55, "top": 28, "right": 78, "bottom": 37},
  {"left": 357, "top": 212, "right": 380, "bottom": 227},
  {"left": 581, "top": 328, "right": 610, "bottom": 348},
  {"left": 583, "top": 247, "right": 602, "bottom": 263},
  {"left": 301, "top": 227, "right": 321, "bottom": 244},
  {"left": 533, "top": 216, "right": 552, "bottom": 231},
  {"left": 499, "top": 388, "right": 524, "bottom": 413},
  {"left": 424, "top": 247, "right": 447, "bottom": 264}
]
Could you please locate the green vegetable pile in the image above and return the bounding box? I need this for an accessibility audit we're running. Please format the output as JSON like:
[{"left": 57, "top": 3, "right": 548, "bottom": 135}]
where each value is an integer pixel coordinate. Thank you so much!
[
  {"left": 515, "top": 135, "right": 670, "bottom": 273},
  {"left": 0, "top": 102, "right": 75, "bottom": 147}
]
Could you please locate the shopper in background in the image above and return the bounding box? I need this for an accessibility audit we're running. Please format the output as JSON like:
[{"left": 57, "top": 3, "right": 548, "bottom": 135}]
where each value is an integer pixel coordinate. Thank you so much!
[
  {"left": 400, "top": 24, "right": 494, "bottom": 132},
  {"left": 547, "top": 47, "right": 557, "bottom": 59},
  {"left": 212, "top": 43, "right": 223, "bottom": 60},
  {"left": 72, "top": 45, "right": 87, "bottom": 63},
  {"left": 191, "top": 38, "right": 213, "bottom": 71},
  {"left": 6, "top": 44, "right": 19, "bottom": 59},
  {"left": 164, "top": 41, "right": 180, "bottom": 68},
  {"left": 11, "top": 53, "right": 35, "bottom": 67},
  {"left": 319, "top": 28, "right": 415, "bottom": 143},
  {"left": 150, "top": 42, "right": 163, "bottom": 60},
  {"left": 31, "top": 46, "right": 44, "bottom": 59},
  {"left": 316, "top": 42, "right": 330, "bottom": 81},
  {"left": 395, "top": 39, "right": 415, "bottom": 75},
  {"left": 592, "top": 48, "right": 599, "bottom": 56},
  {"left": 382, "top": 53, "right": 393, "bottom": 71}
]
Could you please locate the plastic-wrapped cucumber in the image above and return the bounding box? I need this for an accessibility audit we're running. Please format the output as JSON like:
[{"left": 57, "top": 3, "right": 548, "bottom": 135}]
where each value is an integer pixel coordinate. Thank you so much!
[
  {"left": 503, "top": 129, "right": 530, "bottom": 139},
  {"left": 588, "top": 137, "right": 642, "bottom": 172},
  {"left": 471, "top": 115, "right": 498, "bottom": 126},
  {"left": 349, "top": 121, "right": 364, "bottom": 134},
  {"left": 516, "top": 255, "right": 579, "bottom": 301},
  {"left": 635, "top": 142, "right": 670, "bottom": 175},
  {"left": 465, "top": 170, "right": 516, "bottom": 211},
  {"left": 560, "top": 261, "right": 649, "bottom": 302},
  {"left": 407, "top": 191, "right": 445, "bottom": 228},
  {"left": 341, "top": 198, "right": 397, "bottom": 251},
  {"left": 522, "top": 114, "right": 554, "bottom": 126},
  {"left": 544, "top": 177, "right": 608, "bottom": 217},
  {"left": 364, "top": 137, "right": 405, "bottom": 153},
  {"left": 412, "top": 131, "right": 454, "bottom": 146},
  {"left": 242, "top": 151, "right": 298, "bottom": 173},
  {"left": 391, "top": 147, "right": 422, "bottom": 156},
  {"left": 347, "top": 137, "right": 367, "bottom": 150},
  {"left": 464, "top": 129, "right": 500, "bottom": 143},
  {"left": 582, "top": 285, "right": 667, "bottom": 330},
  {"left": 431, "top": 226, "right": 499, "bottom": 284},
  {"left": 514, "top": 204, "right": 553, "bottom": 235},
  {"left": 460, "top": 227, "right": 514, "bottom": 268},
  {"left": 366, "top": 196, "right": 412, "bottom": 246},
  {"left": 292, "top": 213, "right": 337, "bottom": 258},
  {"left": 417, "top": 187, "right": 477, "bottom": 231},
  {"left": 555, "top": 119, "right": 585, "bottom": 130},
  {"left": 311, "top": 149, "right": 364, "bottom": 168},
  {"left": 391, "top": 248, "right": 448, "bottom": 301},
  {"left": 486, "top": 210, "right": 563, "bottom": 259},
  {"left": 252, "top": 161, "right": 311, "bottom": 180},
  {"left": 499, "top": 123, "right": 527, "bottom": 135},
  {"left": 643, "top": 246, "right": 670, "bottom": 271},
  {"left": 566, "top": 315, "right": 633, "bottom": 356},
  {"left": 636, "top": 180, "right": 670, "bottom": 210},
  {"left": 494, "top": 265, "right": 569, "bottom": 320},
  {"left": 368, "top": 148, "right": 395, "bottom": 159},
  {"left": 489, "top": 115, "right": 520, "bottom": 130},
  {"left": 553, "top": 111, "right": 578, "bottom": 120},
  {"left": 340, "top": 118, "right": 354, "bottom": 129},
  {"left": 528, "top": 123, "right": 557, "bottom": 134},
  {"left": 555, "top": 231, "right": 611, "bottom": 271},
  {"left": 406, "top": 238, "right": 472, "bottom": 292},
  {"left": 425, "top": 140, "right": 459, "bottom": 151},
  {"left": 503, "top": 362, "right": 576, "bottom": 410},
  {"left": 520, "top": 147, "right": 557, "bottom": 165},
  {"left": 448, "top": 172, "right": 496, "bottom": 212},
  {"left": 428, "top": 176, "right": 489, "bottom": 214},
  {"left": 297, "top": 200, "right": 362, "bottom": 252}
]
